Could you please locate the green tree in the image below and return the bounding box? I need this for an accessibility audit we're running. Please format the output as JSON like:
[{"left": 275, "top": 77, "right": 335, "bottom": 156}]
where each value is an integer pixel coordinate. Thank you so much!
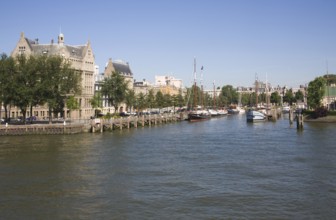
[
  {"left": 155, "top": 90, "right": 165, "bottom": 109},
  {"left": 12, "top": 55, "right": 39, "bottom": 123},
  {"left": 240, "top": 93, "right": 250, "bottom": 107},
  {"left": 188, "top": 84, "right": 202, "bottom": 109},
  {"left": 0, "top": 53, "right": 16, "bottom": 121},
  {"left": 307, "top": 76, "right": 326, "bottom": 109},
  {"left": 135, "top": 92, "right": 146, "bottom": 113},
  {"left": 204, "top": 92, "right": 212, "bottom": 108},
  {"left": 270, "top": 91, "right": 281, "bottom": 105},
  {"left": 66, "top": 96, "right": 80, "bottom": 123},
  {"left": 295, "top": 90, "right": 304, "bottom": 101},
  {"left": 283, "top": 89, "right": 295, "bottom": 105},
  {"left": 90, "top": 91, "right": 102, "bottom": 117},
  {"left": 125, "top": 89, "right": 135, "bottom": 113},
  {"left": 163, "top": 93, "right": 172, "bottom": 108},
  {"left": 146, "top": 89, "right": 155, "bottom": 109},
  {"left": 249, "top": 92, "right": 257, "bottom": 107},
  {"left": 259, "top": 93, "right": 267, "bottom": 104},
  {"left": 175, "top": 91, "right": 185, "bottom": 108},
  {"left": 101, "top": 71, "right": 129, "bottom": 113},
  {"left": 221, "top": 85, "right": 238, "bottom": 106},
  {"left": 41, "top": 56, "right": 81, "bottom": 123}
]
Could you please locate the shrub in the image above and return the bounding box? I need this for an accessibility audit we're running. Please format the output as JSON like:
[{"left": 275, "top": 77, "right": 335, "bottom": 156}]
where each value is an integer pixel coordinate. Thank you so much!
[{"left": 313, "top": 107, "right": 328, "bottom": 118}]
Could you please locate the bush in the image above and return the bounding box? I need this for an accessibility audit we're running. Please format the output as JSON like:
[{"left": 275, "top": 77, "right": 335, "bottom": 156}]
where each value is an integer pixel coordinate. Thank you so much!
[
  {"left": 313, "top": 107, "right": 328, "bottom": 118},
  {"left": 327, "top": 111, "right": 336, "bottom": 116}
]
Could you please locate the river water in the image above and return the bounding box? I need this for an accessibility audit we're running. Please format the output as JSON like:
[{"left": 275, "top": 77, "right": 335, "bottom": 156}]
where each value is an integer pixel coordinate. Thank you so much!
[{"left": 0, "top": 114, "right": 336, "bottom": 219}]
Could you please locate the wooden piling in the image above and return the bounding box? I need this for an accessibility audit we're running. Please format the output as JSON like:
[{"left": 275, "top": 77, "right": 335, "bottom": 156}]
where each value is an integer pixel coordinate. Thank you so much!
[
  {"left": 296, "top": 113, "right": 304, "bottom": 130},
  {"left": 289, "top": 109, "right": 293, "bottom": 125}
]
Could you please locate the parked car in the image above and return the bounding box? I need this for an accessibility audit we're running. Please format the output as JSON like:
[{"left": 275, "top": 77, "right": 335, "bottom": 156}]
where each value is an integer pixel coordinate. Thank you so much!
[{"left": 119, "top": 112, "right": 130, "bottom": 117}]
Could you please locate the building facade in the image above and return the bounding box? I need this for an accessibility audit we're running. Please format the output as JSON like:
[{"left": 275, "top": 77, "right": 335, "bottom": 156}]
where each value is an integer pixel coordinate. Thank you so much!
[
  {"left": 94, "top": 58, "right": 134, "bottom": 114},
  {"left": 11, "top": 32, "right": 95, "bottom": 120}
]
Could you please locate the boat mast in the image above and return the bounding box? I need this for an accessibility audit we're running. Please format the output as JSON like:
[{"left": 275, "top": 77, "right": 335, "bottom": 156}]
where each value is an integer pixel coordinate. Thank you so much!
[
  {"left": 193, "top": 58, "right": 197, "bottom": 111},
  {"left": 255, "top": 73, "right": 259, "bottom": 109},
  {"left": 266, "top": 73, "right": 270, "bottom": 113},
  {"left": 213, "top": 81, "right": 216, "bottom": 110},
  {"left": 200, "top": 65, "right": 204, "bottom": 109}
]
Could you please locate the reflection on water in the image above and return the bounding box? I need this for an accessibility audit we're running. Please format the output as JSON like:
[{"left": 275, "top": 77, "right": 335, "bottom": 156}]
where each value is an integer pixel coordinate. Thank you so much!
[{"left": 1, "top": 115, "right": 336, "bottom": 219}]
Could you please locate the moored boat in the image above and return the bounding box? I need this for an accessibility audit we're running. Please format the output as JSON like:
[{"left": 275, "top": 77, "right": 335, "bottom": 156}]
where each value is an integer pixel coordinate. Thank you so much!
[
  {"left": 282, "top": 106, "right": 290, "bottom": 113},
  {"left": 186, "top": 58, "right": 210, "bottom": 122},
  {"left": 188, "top": 110, "right": 211, "bottom": 121},
  {"left": 246, "top": 109, "right": 266, "bottom": 122}
]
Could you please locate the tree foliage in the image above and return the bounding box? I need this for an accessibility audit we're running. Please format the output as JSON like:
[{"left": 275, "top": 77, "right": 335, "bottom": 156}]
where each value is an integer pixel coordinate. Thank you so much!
[
  {"left": 0, "top": 54, "right": 16, "bottom": 120},
  {"left": 323, "top": 74, "right": 336, "bottom": 85},
  {"left": 101, "top": 71, "right": 129, "bottom": 113},
  {"left": 0, "top": 54, "right": 81, "bottom": 123},
  {"left": 295, "top": 90, "right": 304, "bottom": 101},
  {"left": 125, "top": 89, "right": 135, "bottom": 113},
  {"left": 283, "top": 89, "right": 295, "bottom": 105},
  {"left": 146, "top": 89, "right": 155, "bottom": 109},
  {"left": 219, "top": 85, "right": 238, "bottom": 106},
  {"left": 307, "top": 76, "right": 326, "bottom": 109},
  {"left": 135, "top": 92, "right": 146, "bottom": 112},
  {"left": 155, "top": 90, "right": 165, "bottom": 109},
  {"left": 270, "top": 91, "right": 281, "bottom": 105}
]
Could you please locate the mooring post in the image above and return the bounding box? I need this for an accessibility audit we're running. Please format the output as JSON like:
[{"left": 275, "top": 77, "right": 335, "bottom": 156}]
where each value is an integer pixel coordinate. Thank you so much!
[
  {"left": 296, "top": 112, "right": 304, "bottom": 130},
  {"left": 63, "top": 120, "right": 66, "bottom": 134},
  {"left": 134, "top": 117, "right": 138, "bottom": 128},
  {"left": 289, "top": 109, "right": 293, "bottom": 125}
]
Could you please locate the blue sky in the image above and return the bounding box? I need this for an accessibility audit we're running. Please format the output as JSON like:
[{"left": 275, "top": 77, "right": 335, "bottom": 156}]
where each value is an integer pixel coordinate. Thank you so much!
[{"left": 1, "top": 0, "right": 336, "bottom": 89}]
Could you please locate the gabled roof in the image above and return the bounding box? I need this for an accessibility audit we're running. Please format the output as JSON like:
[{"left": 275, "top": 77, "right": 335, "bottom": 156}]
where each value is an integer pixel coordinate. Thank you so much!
[
  {"left": 113, "top": 61, "right": 133, "bottom": 76},
  {"left": 20, "top": 33, "right": 88, "bottom": 60}
]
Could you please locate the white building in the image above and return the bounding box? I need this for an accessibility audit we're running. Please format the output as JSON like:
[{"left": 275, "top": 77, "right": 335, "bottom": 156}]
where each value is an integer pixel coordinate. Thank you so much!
[{"left": 155, "top": 75, "right": 183, "bottom": 89}]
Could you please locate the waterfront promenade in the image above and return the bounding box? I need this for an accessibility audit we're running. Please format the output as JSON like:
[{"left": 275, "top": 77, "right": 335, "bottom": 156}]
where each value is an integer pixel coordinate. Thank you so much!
[{"left": 0, "top": 113, "right": 184, "bottom": 136}]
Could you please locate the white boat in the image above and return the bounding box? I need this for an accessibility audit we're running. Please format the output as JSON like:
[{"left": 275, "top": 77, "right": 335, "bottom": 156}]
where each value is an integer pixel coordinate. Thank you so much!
[
  {"left": 246, "top": 74, "right": 267, "bottom": 122},
  {"left": 246, "top": 109, "right": 266, "bottom": 122},
  {"left": 217, "top": 109, "right": 228, "bottom": 116},
  {"left": 237, "top": 106, "right": 245, "bottom": 114},
  {"left": 208, "top": 109, "right": 219, "bottom": 117},
  {"left": 282, "top": 106, "right": 290, "bottom": 113},
  {"left": 208, "top": 109, "right": 227, "bottom": 117}
]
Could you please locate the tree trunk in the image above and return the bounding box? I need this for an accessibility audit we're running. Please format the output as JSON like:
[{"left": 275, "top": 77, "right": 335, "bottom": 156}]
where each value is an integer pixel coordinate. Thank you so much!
[
  {"left": 4, "top": 105, "right": 7, "bottom": 120},
  {"left": 48, "top": 106, "right": 52, "bottom": 124},
  {"left": 30, "top": 104, "right": 33, "bottom": 124},
  {"left": 22, "top": 109, "right": 27, "bottom": 124}
]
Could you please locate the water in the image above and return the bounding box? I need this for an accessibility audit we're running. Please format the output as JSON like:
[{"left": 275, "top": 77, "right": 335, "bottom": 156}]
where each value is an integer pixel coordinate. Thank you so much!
[{"left": 1, "top": 114, "right": 336, "bottom": 219}]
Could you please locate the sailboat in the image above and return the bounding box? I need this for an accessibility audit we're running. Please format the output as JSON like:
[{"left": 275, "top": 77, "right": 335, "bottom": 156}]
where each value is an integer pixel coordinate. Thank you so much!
[
  {"left": 208, "top": 81, "right": 227, "bottom": 117},
  {"left": 237, "top": 88, "right": 245, "bottom": 114},
  {"left": 246, "top": 75, "right": 266, "bottom": 122},
  {"left": 187, "top": 59, "right": 211, "bottom": 121}
]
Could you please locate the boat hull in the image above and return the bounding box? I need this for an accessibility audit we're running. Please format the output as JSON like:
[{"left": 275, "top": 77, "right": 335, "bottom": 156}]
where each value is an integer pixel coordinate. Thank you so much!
[
  {"left": 188, "top": 112, "right": 211, "bottom": 121},
  {"left": 246, "top": 110, "right": 266, "bottom": 122}
]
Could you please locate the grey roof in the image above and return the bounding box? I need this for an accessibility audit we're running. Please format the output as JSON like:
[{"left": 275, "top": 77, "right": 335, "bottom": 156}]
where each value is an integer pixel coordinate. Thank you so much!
[
  {"left": 25, "top": 38, "right": 86, "bottom": 59},
  {"left": 113, "top": 62, "right": 133, "bottom": 76}
]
